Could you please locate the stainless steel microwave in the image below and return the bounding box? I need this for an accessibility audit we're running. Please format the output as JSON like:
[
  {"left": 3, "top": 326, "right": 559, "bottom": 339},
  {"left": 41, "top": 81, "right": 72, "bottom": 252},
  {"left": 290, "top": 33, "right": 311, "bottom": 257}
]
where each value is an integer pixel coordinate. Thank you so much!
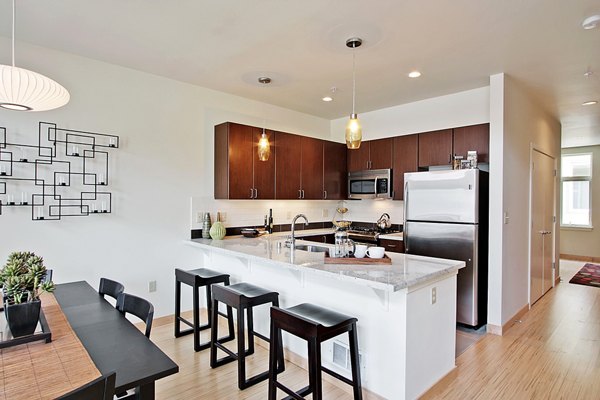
[{"left": 348, "top": 169, "right": 393, "bottom": 199}]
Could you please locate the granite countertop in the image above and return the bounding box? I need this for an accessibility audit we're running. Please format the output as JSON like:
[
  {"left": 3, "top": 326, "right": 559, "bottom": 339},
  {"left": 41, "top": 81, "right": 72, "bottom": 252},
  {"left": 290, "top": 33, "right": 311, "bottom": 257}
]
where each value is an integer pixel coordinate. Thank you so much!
[{"left": 186, "top": 234, "right": 464, "bottom": 292}]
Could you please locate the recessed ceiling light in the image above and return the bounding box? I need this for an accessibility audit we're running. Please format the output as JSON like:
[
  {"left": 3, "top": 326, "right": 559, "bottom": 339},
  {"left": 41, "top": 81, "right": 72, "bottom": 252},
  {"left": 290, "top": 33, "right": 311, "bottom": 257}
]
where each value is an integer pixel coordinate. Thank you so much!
[
  {"left": 582, "top": 100, "right": 598, "bottom": 106},
  {"left": 257, "top": 76, "right": 272, "bottom": 84},
  {"left": 408, "top": 71, "right": 421, "bottom": 78},
  {"left": 322, "top": 96, "right": 333, "bottom": 102},
  {"left": 582, "top": 15, "right": 600, "bottom": 30}
]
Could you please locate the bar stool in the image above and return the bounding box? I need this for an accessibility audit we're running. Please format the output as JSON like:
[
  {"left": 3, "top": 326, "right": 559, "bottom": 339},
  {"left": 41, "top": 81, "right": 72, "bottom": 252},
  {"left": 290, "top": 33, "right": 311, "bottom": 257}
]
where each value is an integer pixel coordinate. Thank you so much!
[
  {"left": 210, "top": 283, "right": 285, "bottom": 390},
  {"left": 268, "top": 303, "right": 362, "bottom": 400},
  {"left": 174, "top": 268, "right": 235, "bottom": 351}
]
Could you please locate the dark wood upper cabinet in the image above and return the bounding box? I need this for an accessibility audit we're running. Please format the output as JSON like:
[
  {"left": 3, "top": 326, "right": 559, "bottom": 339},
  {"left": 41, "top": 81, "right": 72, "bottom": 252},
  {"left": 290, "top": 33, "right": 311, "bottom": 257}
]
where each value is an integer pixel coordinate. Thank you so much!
[
  {"left": 252, "top": 127, "right": 276, "bottom": 199},
  {"left": 453, "top": 123, "right": 490, "bottom": 163},
  {"left": 347, "top": 143, "right": 370, "bottom": 172},
  {"left": 418, "top": 129, "right": 453, "bottom": 168},
  {"left": 301, "top": 137, "right": 324, "bottom": 200},
  {"left": 275, "top": 132, "right": 303, "bottom": 199},
  {"left": 276, "top": 133, "right": 327, "bottom": 200},
  {"left": 392, "top": 134, "right": 419, "bottom": 200},
  {"left": 369, "top": 138, "right": 393, "bottom": 170},
  {"left": 347, "top": 138, "right": 393, "bottom": 172},
  {"left": 323, "top": 141, "right": 347, "bottom": 200},
  {"left": 215, "top": 122, "right": 256, "bottom": 199}
]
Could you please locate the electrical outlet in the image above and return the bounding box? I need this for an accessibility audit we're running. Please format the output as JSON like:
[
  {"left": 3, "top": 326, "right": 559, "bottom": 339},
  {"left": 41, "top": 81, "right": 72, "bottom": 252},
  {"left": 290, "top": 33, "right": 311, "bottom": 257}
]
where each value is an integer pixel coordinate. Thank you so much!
[
  {"left": 196, "top": 211, "right": 203, "bottom": 223},
  {"left": 148, "top": 280, "right": 157, "bottom": 293},
  {"left": 431, "top": 287, "right": 437, "bottom": 304},
  {"left": 322, "top": 208, "right": 329, "bottom": 218},
  {"left": 220, "top": 212, "right": 227, "bottom": 222}
]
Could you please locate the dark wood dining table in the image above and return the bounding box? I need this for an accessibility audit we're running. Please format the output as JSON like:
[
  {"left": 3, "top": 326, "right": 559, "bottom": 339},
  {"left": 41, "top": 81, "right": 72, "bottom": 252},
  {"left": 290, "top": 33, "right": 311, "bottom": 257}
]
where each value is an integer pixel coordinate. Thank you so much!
[{"left": 53, "top": 281, "right": 179, "bottom": 399}]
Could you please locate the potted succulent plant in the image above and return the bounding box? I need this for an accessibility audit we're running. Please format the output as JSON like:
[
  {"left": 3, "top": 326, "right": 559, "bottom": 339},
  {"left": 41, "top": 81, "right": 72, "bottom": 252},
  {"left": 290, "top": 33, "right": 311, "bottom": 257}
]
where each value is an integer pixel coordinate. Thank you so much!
[{"left": 0, "top": 252, "right": 55, "bottom": 337}]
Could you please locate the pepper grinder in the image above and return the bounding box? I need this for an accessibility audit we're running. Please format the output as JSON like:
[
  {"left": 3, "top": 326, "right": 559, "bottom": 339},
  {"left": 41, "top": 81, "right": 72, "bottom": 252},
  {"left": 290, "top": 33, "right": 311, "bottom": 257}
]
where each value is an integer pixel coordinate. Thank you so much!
[{"left": 202, "top": 212, "right": 212, "bottom": 239}]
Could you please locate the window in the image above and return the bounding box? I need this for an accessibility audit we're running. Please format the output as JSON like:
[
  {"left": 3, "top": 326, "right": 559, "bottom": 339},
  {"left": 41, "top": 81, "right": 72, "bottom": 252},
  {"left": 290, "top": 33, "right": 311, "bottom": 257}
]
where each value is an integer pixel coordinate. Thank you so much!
[{"left": 561, "top": 153, "right": 592, "bottom": 227}]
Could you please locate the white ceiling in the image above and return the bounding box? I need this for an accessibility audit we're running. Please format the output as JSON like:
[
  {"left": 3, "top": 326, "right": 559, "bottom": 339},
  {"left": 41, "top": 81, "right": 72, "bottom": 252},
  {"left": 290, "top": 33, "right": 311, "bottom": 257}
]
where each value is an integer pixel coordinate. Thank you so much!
[{"left": 1, "top": 0, "right": 599, "bottom": 147}]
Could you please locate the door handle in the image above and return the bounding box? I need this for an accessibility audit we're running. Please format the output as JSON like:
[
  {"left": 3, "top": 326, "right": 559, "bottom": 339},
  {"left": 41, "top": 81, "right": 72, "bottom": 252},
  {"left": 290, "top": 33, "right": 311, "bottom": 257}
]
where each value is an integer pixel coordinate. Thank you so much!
[
  {"left": 254, "top": 188, "right": 258, "bottom": 199},
  {"left": 250, "top": 188, "right": 254, "bottom": 199},
  {"left": 323, "top": 190, "right": 327, "bottom": 199},
  {"left": 298, "top": 189, "right": 302, "bottom": 199},
  {"left": 302, "top": 189, "right": 305, "bottom": 199}
]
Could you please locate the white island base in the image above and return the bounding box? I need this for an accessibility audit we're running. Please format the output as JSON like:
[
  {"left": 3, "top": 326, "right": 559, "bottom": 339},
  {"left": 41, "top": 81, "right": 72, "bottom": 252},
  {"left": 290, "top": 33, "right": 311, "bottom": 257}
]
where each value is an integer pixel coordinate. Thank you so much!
[{"left": 187, "top": 236, "right": 462, "bottom": 400}]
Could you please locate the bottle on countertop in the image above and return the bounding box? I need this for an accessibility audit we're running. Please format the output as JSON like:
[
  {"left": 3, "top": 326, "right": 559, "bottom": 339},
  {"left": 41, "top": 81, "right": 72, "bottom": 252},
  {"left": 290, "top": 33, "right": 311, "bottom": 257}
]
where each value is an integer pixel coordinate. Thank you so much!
[
  {"left": 268, "top": 208, "right": 274, "bottom": 234},
  {"left": 202, "top": 212, "right": 212, "bottom": 239}
]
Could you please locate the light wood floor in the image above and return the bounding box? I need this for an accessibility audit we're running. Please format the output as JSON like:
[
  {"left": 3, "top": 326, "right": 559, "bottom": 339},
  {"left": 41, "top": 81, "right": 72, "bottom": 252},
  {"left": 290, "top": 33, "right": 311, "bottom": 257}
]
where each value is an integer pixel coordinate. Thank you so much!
[
  {"left": 152, "top": 260, "right": 600, "bottom": 399},
  {"left": 422, "top": 260, "right": 600, "bottom": 400}
]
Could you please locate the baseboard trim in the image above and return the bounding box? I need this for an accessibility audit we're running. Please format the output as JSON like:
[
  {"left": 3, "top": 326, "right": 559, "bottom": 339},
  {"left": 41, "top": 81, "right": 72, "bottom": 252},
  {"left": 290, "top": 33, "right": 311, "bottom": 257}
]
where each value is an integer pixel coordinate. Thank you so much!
[
  {"left": 486, "top": 304, "right": 529, "bottom": 336},
  {"left": 560, "top": 253, "right": 600, "bottom": 263}
]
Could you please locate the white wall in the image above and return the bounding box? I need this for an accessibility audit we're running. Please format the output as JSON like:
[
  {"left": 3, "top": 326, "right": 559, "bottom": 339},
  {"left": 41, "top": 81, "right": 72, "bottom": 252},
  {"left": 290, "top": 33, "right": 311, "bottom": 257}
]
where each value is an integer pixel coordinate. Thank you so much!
[
  {"left": 487, "top": 73, "right": 561, "bottom": 328},
  {"left": 0, "top": 39, "right": 330, "bottom": 317},
  {"left": 330, "top": 86, "right": 490, "bottom": 142}
]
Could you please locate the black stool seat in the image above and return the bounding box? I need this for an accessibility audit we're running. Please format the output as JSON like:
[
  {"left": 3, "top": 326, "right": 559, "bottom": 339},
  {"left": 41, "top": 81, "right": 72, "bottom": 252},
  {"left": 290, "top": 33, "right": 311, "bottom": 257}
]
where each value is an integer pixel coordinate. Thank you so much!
[
  {"left": 210, "top": 283, "right": 284, "bottom": 390},
  {"left": 285, "top": 303, "right": 357, "bottom": 328},
  {"left": 221, "top": 282, "right": 280, "bottom": 300},
  {"left": 268, "top": 303, "right": 362, "bottom": 400},
  {"left": 176, "top": 268, "right": 229, "bottom": 284},
  {"left": 174, "top": 267, "right": 234, "bottom": 351}
]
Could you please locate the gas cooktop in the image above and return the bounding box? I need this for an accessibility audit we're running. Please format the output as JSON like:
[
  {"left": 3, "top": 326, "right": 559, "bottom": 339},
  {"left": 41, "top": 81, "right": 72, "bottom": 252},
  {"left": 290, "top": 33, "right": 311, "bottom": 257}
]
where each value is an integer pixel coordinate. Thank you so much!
[{"left": 346, "top": 226, "right": 401, "bottom": 243}]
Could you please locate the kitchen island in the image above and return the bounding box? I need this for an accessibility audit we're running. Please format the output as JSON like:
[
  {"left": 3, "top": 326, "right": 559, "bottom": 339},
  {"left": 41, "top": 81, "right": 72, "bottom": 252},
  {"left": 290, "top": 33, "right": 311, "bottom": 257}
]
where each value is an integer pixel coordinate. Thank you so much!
[{"left": 186, "top": 232, "right": 464, "bottom": 400}]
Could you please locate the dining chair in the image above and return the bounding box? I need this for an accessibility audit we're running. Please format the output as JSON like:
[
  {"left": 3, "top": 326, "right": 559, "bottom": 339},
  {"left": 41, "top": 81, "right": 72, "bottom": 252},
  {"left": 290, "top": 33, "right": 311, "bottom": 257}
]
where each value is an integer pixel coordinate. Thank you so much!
[
  {"left": 56, "top": 371, "right": 116, "bottom": 400},
  {"left": 42, "top": 269, "right": 53, "bottom": 283},
  {"left": 116, "top": 292, "right": 154, "bottom": 338},
  {"left": 98, "top": 278, "right": 125, "bottom": 306}
]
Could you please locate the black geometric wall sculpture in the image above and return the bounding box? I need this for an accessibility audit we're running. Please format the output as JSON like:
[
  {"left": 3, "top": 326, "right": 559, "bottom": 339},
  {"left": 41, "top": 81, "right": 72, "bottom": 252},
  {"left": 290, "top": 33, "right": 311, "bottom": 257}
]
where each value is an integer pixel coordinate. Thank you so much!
[{"left": 0, "top": 122, "right": 119, "bottom": 221}]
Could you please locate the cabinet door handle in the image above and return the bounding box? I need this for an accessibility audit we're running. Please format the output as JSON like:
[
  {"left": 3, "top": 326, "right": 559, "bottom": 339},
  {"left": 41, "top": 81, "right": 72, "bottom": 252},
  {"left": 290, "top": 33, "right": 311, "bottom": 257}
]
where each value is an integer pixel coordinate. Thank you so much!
[
  {"left": 250, "top": 188, "right": 254, "bottom": 199},
  {"left": 299, "top": 189, "right": 302, "bottom": 199},
  {"left": 302, "top": 189, "right": 305, "bottom": 199},
  {"left": 254, "top": 188, "right": 258, "bottom": 198},
  {"left": 387, "top": 244, "right": 396, "bottom": 248},
  {"left": 323, "top": 190, "right": 327, "bottom": 199}
]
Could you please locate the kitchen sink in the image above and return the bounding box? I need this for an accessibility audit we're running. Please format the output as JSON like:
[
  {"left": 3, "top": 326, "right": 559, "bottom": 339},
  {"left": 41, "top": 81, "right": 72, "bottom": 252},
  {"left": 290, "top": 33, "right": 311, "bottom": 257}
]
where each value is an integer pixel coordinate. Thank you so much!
[{"left": 294, "top": 244, "right": 330, "bottom": 253}]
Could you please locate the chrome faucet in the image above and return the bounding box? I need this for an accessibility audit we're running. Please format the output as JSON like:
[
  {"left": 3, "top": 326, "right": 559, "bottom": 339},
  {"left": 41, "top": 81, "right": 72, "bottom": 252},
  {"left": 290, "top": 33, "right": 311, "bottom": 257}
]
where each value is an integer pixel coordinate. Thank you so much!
[{"left": 286, "top": 213, "right": 309, "bottom": 248}]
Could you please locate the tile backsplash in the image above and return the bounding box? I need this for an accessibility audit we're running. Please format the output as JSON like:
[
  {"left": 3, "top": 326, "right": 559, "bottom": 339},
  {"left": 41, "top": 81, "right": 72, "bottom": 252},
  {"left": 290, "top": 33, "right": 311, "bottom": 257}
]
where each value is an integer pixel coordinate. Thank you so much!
[{"left": 190, "top": 197, "right": 404, "bottom": 229}]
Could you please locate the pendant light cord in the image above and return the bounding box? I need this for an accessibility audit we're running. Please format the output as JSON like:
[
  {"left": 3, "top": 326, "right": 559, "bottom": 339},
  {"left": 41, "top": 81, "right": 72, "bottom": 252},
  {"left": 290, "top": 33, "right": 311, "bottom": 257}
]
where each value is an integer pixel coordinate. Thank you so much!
[
  {"left": 352, "top": 43, "right": 356, "bottom": 114},
  {"left": 11, "top": 0, "right": 15, "bottom": 67}
]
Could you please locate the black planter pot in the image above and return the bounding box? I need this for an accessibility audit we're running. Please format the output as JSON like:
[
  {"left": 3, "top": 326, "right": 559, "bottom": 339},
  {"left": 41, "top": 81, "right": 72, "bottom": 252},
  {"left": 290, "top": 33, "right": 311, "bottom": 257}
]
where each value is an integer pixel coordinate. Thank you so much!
[{"left": 5, "top": 300, "right": 41, "bottom": 338}]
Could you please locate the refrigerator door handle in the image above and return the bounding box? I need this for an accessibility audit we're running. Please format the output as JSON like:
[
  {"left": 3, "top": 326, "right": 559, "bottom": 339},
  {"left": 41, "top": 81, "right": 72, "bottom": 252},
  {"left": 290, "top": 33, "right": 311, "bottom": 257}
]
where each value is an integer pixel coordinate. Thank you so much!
[{"left": 403, "top": 181, "right": 409, "bottom": 252}]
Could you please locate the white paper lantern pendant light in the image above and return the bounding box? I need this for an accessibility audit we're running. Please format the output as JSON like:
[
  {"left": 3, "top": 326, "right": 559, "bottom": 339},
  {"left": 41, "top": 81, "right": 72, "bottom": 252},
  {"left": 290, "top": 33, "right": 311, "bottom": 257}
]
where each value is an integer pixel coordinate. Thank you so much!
[{"left": 0, "top": 0, "right": 70, "bottom": 112}]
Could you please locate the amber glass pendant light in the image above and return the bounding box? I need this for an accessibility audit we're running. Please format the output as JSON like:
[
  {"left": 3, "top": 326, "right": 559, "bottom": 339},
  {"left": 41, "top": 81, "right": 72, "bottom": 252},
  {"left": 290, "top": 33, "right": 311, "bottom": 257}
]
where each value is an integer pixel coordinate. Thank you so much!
[
  {"left": 258, "top": 128, "right": 270, "bottom": 161},
  {"left": 345, "top": 37, "right": 362, "bottom": 149}
]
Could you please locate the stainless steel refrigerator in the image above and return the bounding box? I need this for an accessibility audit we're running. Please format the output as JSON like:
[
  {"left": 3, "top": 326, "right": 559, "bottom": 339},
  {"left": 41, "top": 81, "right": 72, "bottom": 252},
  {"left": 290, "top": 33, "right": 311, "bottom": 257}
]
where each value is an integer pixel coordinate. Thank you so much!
[{"left": 404, "top": 169, "right": 488, "bottom": 327}]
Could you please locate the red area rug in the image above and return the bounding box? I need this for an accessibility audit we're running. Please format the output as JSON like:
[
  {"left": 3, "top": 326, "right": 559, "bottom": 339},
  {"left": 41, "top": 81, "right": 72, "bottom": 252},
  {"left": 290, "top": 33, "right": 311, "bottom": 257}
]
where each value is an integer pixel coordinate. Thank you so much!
[{"left": 569, "top": 263, "right": 600, "bottom": 288}]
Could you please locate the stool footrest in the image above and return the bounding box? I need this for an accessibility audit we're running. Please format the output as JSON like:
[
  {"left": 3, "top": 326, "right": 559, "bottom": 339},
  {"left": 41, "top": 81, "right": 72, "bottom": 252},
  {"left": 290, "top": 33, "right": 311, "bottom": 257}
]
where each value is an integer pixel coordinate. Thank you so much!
[
  {"left": 279, "top": 384, "right": 311, "bottom": 400},
  {"left": 322, "top": 366, "right": 354, "bottom": 386},
  {"left": 253, "top": 331, "right": 270, "bottom": 343}
]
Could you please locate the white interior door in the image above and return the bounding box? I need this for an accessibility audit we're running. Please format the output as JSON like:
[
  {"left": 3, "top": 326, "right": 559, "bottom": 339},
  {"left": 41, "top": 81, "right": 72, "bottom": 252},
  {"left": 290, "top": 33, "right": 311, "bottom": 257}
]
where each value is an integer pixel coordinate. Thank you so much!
[{"left": 530, "top": 149, "right": 555, "bottom": 305}]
